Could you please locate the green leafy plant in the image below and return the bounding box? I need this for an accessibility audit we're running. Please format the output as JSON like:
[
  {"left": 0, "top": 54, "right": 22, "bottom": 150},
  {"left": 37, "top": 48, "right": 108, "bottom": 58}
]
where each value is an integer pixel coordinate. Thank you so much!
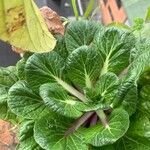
[{"left": 1, "top": 18, "right": 150, "bottom": 150}]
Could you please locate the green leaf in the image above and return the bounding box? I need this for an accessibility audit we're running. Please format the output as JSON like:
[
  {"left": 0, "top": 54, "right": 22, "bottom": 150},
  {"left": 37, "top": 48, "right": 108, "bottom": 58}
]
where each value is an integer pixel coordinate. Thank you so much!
[
  {"left": 116, "top": 136, "right": 150, "bottom": 150},
  {"left": 91, "top": 145, "right": 115, "bottom": 150},
  {"left": 40, "top": 83, "right": 87, "bottom": 118},
  {"left": 54, "top": 35, "right": 68, "bottom": 60},
  {"left": 34, "top": 113, "right": 88, "bottom": 150},
  {"left": 25, "top": 51, "right": 65, "bottom": 91},
  {"left": 139, "top": 67, "right": 150, "bottom": 86},
  {"left": 0, "top": 0, "right": 56, "bottom": 53},
  {"left": 94, "top": 28, "right": 135, "bottom": 75},
  {"left": 65, "top": 20, "right": 103, "bottom": 52},
  {"left": 128, "top": 49, "right": 150, "bottom": 81},
  {"left": 19, "top": 120, "right": 34, "bottom": 142},
  {"left": 84, "top": 73, "right": 118, "bottom": 111},
  {"left": 16, "top": 53, "right": 32, "bottom": 80},
  {"left": 17, "top": 120, "right": 43, "bottom": 150},
  {"left": 121, "top": 85, "right": 138, "bottom": 116},
  {"left": 8, "top": 81, "right": 48, "bottom": 119},
  {"left": 83, "top": 109, "right": 129, "bottom": 147},
  {"left": 17, "top": 137, "right": 43, "bottom": 150},
  {"left": 66, "top": 46, "right": 102, "bottom": 88},
  {"left": 0, "top": 66, "right": 18, "bottom": 121},
  {"left": 115, "top": 110, "right": 150, "bottom": 150},
  {"left": 139, "top": 85, "right": 150, "bottom": 117},
  {"left": 0, "top": 66, "right": 18, "bottom": 103},
  {"left": 95, "top": 72, "right": 119, "bottom": 104},
  {"left": 128, "top": 113, "right": 150, "bottom": 139},
  {"left": 0, "top": 102, "right": 17, "bottom": 122}
]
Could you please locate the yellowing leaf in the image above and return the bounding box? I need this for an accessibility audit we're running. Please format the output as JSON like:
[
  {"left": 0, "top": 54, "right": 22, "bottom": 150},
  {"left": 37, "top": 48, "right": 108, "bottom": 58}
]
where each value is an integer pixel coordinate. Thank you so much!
[{"left": 0, "top": 0, "right": 56, "bottom": 53}]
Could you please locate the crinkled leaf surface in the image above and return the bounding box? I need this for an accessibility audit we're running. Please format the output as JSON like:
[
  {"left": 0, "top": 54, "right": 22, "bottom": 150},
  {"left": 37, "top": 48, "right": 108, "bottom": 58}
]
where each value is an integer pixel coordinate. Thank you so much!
[
  {"left": 66, "top": 46, "right": 102, "bottom": 88},
  {"left": 18, "top": 120, "right": 43, "bottom": 150},
  {"left": 91, "top": 145, "right": 115, "bottom": 150},
  {"left": 115, "top": 136, "right": 150, "bottom": 150},
  {"left": 82, "top": 109, "right": 129, "bottom": 147},
  {"left": 121, "top": 85, "right": 138, "bottom": 116},
  {"left": 54, "top": 35, "right": 68, "bottom": 60},
  {"left": 16, "top": 52, "right": 32, "bottom": 80},
  {"left": 65, "top": 20, "right": 102, "bottom": 52},
  {"left": 84, "top": 72, "right": 118, "bottom": 111},
  {"left": 128, "top": 113, "right": 150, "bottom": 139},
  {"left": 139, "top": 85, "right": 150, "bottom": 117},
  {"left": 17, "top": 137, "right": 43, "bottom": 150},
  {"left": 129, "top": 41, "right": 150, "bottom": 80},
  {"left": 0, "top": 66, "right": 18, "bottom": 121},
  {"left": 0, "top": 103, "right": 17, "bottom": 122},
  {"left": 94, "top": 28, "right": 135, "bottom": 75},
  {"left": 40, "top": 83, "right": 87, "bottom": 118},
  {"left": 34, "top": 113, "right": 88, "bottom": 150},
  {"left": 8, "top": 80, "right": 48, "bottom": 119},
  {"left": 115, "top": 110, "right": 150, "bottom": 150},
  {"left": 95, "top": 72, "right": 119, "bottom": 103},
  {"left": 0, "top": 0, "right": 56, "bottom": 53},
  {"left": 25, "top": 51, "right": 65, "bottom": 91}
]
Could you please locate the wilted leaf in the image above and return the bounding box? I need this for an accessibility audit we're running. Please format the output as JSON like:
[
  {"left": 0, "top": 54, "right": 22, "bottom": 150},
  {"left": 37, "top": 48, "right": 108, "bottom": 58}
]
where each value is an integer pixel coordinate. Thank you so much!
[
  {"left": 0, "top": 0, "right": 56, "bottom": 53},
  {"left": 40, "top": 6, "right": 64, "bottom": 35}
]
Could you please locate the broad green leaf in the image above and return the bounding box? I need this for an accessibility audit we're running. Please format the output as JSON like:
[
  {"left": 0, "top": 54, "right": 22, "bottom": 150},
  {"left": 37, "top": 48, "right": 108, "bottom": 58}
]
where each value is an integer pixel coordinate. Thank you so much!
[
  {"left": 0, "top": 102, "right": 17, "bottom": 122},
  {"left": 65, "top": 20, "right": 103, "bottom": 52},
  {"left": 0, "top": 66, "right": 18, "bottom": 103},
  {"left": 0, "top": 66, "right": 18, "bottom": 121},
  {"left": 116, "top": 136, "right": 150, "bottom": 150},
  {"left": 34, "top": 113, "right": 88, "bottom": 150},
  {"left": 17, "top": 120, "right": 43, "bottom": 150},
  {"left": 54, "top": 35, "right": 68, "bottom": 60},
  {"left": 17, "top": 137, "right": 43, "bottom": 150},
  {"left": 25, "top": 51, "right": 65, "bottom": 91},
  {"left": 129, "top": 49, "right": 150, "bottom": 81},
  {"left": 91, "top": 145, "right": 115, "bottom": 150},
  {"left": 0, "top": 0, "right": 56, "bottom": 53},
  {"left": 95, "top": 72, "right": 118, "bottom": 104},
  {"left": 19, "top": 120, "right": 34, "bottom": 142},
  {"left": 84, "top": 73, "right": 118, "bottom": 111},
  {"left": 115, "top": 111, "right": 150, "bottom": 150},
  {"left": 26, "top": 51, "right": 88, "bottom": 103},
  {"left": 128, "top": 113, "right": 150, "bottom": 139},
  {"left": 66, "top": 46, "right": 102, "bottom": 88},
  {"left": 40, "top": 83, "right": 87, "bottom": 118},
  {"left": 130, "top": 39, "right": 150, "bottom": 60},
  {"left": 139, "top": 85, "right": 150, "bottom": 117},
  {"left": 139, "top": 67, "right": 150, "bottom": 86},
  {"left": 83, "top": 109, "right": 129, "bottom": 147},
  {"left": 121, "top": 85, "right": 138, "bottom": 116},
  {"left": 16, "top": 53, "right": 32, "bottom": 80},
  {"left": 94, "top": 28, "right": 135, "bottom": 75},
  {"left": 8, "top": 80, "right": 48, "bottom": 119}
]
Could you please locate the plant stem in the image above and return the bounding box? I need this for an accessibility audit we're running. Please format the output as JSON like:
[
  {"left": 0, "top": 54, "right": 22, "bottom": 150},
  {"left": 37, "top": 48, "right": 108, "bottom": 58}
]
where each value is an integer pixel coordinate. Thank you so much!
[
  {"left": 64, "top": 112, "right": 94, "bottom": 136},
  {"left": 96, "top": 109, "right": 109, "bottom": 128},
  {"left": 71, "top": 0, "right": 79, "bottom": 20},
  {"left": 55, "top": 77, "right": 88, "bottom": 103},
  {"left": 84, "top": 0, "right": 95, "bottom": 18}
]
